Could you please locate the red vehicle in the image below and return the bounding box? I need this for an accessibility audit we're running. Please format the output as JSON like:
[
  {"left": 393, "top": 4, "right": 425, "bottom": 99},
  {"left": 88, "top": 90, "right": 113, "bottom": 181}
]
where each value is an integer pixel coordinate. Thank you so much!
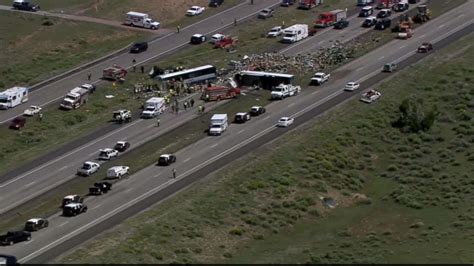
[
  {"left": 102, "top": 65, "right": 127, "bottom": 80},
  {"left": 214, "top": 36, "right": 238, "bottom": 49},
  {"left": 9, "top": 116, "right": 26, "bottom": 130},
  {"left": 376, "top": 0, "right": 397, "bottom": 9},
  {"left": 315, "top": 9, "right": 347, "bottom": 27},
  {"left": 202, "top": 86, "right": 241, "bottom": 101},
  {"left": 298, "top": 0, "right": 322, "bottom": 10}
]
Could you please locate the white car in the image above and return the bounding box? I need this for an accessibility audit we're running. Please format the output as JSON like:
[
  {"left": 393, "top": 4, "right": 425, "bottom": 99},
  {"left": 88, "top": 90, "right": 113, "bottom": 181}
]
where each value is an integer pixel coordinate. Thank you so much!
[
  {"left": 186, "top": 6, "right": 205, "bottom": 16},
  {"left": 77, "top": 161, "right": 100, "bottom": 176},
  {"left": 99, "top": 148, "right": 119, "bottom": 160},
  {"left": 23, "top": 105, "right": 42, "bottom": 116},
  {"left": 344, "top": 82, "right": 360, "bottom": 91},
  {"left": 360, "top": 89, "right": 382, "bottom": 103},
  {"left": 267, "top": 26, "right": 283, "bottom": 37},
  {"left": 277, "top": 117, "right": 294, "bottom": 127},
  {"left": 209, "top": 33, "right": 225, "bottom": 44}
]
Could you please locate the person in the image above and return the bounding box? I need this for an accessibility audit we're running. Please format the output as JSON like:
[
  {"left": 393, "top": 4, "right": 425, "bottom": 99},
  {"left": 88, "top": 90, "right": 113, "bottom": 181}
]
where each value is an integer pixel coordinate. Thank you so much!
[
  {"left": 251, "top": 0, "right": 254, "bottom": 4},
  {"left": 132, "top": 59, "right": 137, "bottom": 72},
  {"left": 140, "top": 65, "right": 145, "bottom": 74},
  {"left": 205, "top": 94, "right": 210, "bottom": 102},
  {"left": 87, "top": 72, "right": 91, "bottom": 81},
  {"left": 175, "top": 105, "right": 180, "bottom": 114},
  {"left": 177, "top": 25, "right": 180, "bottom": 33},
  {"left": 190, "top": 98, "right": 195, "bottom": 107},
  {"left": 156, "top": 117, "right": 160, "bottom": 127},
  {"left": 234, "top": 18, "right": 237, "bottom": 26},
  {"left": 183, "top": 101, "right": 188, "bottom": 111},
  {"left": 39, "top": 113, "right": 43, "bottom": 121},
  {"left": 198, "top": 105, "right": 203, "bottom": 114},
  {"left": 172, "top": 168, "right": 177, "bottom": 179}
]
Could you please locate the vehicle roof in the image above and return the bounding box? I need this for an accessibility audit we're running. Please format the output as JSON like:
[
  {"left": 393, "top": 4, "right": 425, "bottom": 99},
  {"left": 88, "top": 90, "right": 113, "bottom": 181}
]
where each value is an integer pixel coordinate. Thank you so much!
[
  {"left": 190, "top": 5, "right": 201, "bottom": 8},
  {"left": 64, "top": 203, "right": 82, "bottom": 208},
  {"left": 27, "top": 105, "right": 40, "bottom": 109},
  {"left": 212, "top": 33, "right": 224, "bottom": 38},
  {"left": 27, "top": 218, "right": 43, "bottom": 223},
  {"left": 381, "top": 8, "right": 391, "bottom": 12},
  {"left": 236, "top": 112, "right": 248, "bottom": 116},
  {"left": 347, "top": 82, "right": 358, "bottom": 85},
  {"left": 251, "top": 106, "right": 262, "bottom": 109},
  {"left": 108, "top": 166, "right": 128, "bottom": 170},
  {"left": 64, "top": 195, "right": 78, "bottom": 199},
  {"left": 0, "top": 87, "right": 29, "bottom": 96},
  {"left": 100, "top": 148, "right": 116, "bottom": 152},
  {"left": 192, "top": 34, "right": 204, "bottom": 37},
  {"left": 314, "top": 72, "right": 326, "bottom": 75},
  {"left": 84, "top": 161, "right": 97, "bottom": 165},
  {"left": 116, "top": 141, "right": 128, "bottom": 144},
  {"left": 261, "top": 8, "right": 272, "bottom": 11},
  {"left": 362, "top": 6, "right": 373, "bottom": 10},
  {"left": 280, "top": 117, "right": 290, "bottom": 120},
  {"left": 160, "top": 154, "right": 172, "bottom": 157},
  {"left": 240, "top": 70, "right": 294, "bottom": 79},
  {"left": 366, "top": 16, "right": 377, "bottom": 20},
  {"left": 158, "top": 65, "right": 215, "bottom": 80},
  {"left": 211, "top": 114, "right": 227, "bottom": 119},
  {"left": 127, "top": 11, "right": 148, "bottom": 16}
]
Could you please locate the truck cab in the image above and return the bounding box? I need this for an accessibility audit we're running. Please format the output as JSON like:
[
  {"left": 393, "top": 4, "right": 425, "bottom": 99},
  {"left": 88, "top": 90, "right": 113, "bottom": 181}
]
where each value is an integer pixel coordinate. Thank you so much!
[{"left": 311, "top": 72, "right": 330, "bottom": 85}]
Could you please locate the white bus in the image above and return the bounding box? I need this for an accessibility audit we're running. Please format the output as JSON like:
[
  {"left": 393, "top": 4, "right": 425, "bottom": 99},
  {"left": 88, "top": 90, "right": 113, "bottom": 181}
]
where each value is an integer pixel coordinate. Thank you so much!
[
  {"left": 156, "top": 65, "right": 217, "bottom": 89},
  {"left": 235, "top": 71, "right": 294, "bottom": 90},
  {"left": 0, "top": 87, "right": 29, "bottom": 110}
]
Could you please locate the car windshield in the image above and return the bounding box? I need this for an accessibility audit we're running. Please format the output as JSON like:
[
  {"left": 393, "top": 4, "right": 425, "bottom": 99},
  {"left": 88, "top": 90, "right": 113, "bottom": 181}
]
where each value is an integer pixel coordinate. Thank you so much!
[
  {"left": 273, "top": 88, "right": 283, "bottom": 92},
  {"left": 145, "top": 106, "right": 155, "bottom": 111},
  {"left": 262, "top": 10, "right": 269, "bottom": 14},
  {"left": 191, "top": 7, "right": 199, "bottom": 11},
  {"left": 25, "top": 221, "right": 35, "bottom": 226},
  {"left": 82, "top": 164, "right": 91, "bottom": 169},
  {"left": 211, "top": 125, "right": 221, "bottom": 128}
]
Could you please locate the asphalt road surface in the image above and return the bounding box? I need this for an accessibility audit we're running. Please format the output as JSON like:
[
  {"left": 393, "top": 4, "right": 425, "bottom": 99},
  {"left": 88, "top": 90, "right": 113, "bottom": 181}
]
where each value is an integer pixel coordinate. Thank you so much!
[
  {"left": 0, "top": 1, "right": 427, "bottom": 214},
  {"left": 1, "top": 1, "right": 472, "bottom": 261},
  {"left": 0, "top": 0, "right": 282, "bottom": 124}
]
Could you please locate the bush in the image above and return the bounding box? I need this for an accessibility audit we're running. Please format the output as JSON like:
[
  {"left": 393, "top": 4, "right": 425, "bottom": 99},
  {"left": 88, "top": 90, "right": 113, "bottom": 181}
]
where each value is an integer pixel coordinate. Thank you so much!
[
  {"left": 229, "top": 227, "right": 243, "bottom": 236},
  {"left": 392, "top": 98, "right": 439, "bottom": 133}
]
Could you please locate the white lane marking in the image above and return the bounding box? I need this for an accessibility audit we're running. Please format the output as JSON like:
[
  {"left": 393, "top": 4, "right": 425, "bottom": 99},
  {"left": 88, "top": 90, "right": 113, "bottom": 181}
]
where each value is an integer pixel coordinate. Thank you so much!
[
  {"left": 378, "top": 56, "right": 385, "bottom": 60},
  {"left": 0, "top": 119, "right": 141, "bottom": 188},
  {"left": 458, "top": 14, "right": 466, "bottom": 18},
  {"left": 355, "top": 67, "right": 363, "bottom": 72},
  {"left": 57, "top": 165, "right": 68, "bottom": 172},
  {"left": 24, "top": 240, "right": 34, "bottom": 245},
  {"left": 92, "top": 204, "right": 102, "bottom": 210},
  {"left": 211, "top": 143, "right": 218, "bottom": 148},
  {"left": 237, "top": 129, "right": 245, "bottom": 134},
  {"left": 438, "top": 24, "right": 445, "bottom": 28},
  {"left": 183, "top": 158, "right": 191, "bottom": 163},
  {"left": 318, "top": 40, "right": 325, "bottom": 45},
  {"left": 418, "top": 34, "right": 426, "bottom": 39},
  {"left": 263, "top": 116, "right": 271, "bottom": 120},
  {"left": 58, "top": 221, "right": 68, "bottom": 227},
  {"left": 398, "top": 45, "right": 407, "bottom": 49},
  {"left": 311, "top": 90, "right": 319, "bottom": 95},
  {"left": 288, "top": 103, "right": 295, "bottom": 107},
  {"left": 124, "top": 188, "right": 133, "bottom": 193},
  {"left": 25, "top": 181, "right": 36, "bottom": 187},
  {"left": 88, "top": 151, "right": 98, "bottom": 157}
]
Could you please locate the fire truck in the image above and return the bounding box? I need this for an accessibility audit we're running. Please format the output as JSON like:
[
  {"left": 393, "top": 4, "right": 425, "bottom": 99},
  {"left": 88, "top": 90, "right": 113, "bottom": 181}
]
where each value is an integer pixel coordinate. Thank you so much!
[{"left": 102, "top": 65, "right": 128, "bottom": 80}]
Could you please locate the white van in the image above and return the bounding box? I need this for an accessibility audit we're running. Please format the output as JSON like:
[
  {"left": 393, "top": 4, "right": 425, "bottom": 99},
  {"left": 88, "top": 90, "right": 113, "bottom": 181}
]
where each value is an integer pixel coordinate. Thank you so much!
[
  {"left": 125, "top": 11, "right": 160, "bottom": 30},
  {"left": 208, "top": 114, "right": 228, "bottom": 136},
  {"left": 106, "top": 166, "right": 130, "bottom": 179}
]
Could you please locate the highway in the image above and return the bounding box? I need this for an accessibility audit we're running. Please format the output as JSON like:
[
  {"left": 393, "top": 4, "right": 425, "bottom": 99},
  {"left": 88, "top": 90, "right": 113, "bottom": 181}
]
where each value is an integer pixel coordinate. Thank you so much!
[
  {"left": 0, "top": 1, "right": 426, "bottom": 214},
  {"left": 0, "top": 0, "right": 282, "bottom": 124},
  {"left": 1, "top": 0, "right": 472, "bottom": 261}
]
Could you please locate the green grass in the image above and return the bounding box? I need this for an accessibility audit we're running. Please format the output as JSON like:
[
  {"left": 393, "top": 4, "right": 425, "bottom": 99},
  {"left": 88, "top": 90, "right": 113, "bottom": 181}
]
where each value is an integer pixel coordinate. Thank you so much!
[
  {"left": 0, "top": 11, "right": 148, "bottom": 89},
  {"left": 58, "top": 32, "right": 474, "bottom": 264}
]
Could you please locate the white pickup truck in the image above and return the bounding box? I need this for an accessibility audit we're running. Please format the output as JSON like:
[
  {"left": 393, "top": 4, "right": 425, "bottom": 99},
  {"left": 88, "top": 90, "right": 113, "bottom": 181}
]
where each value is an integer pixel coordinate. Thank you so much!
[
  {"left": 77, "top": 161, "right": 100, "bottom": 176},
  {"left": 271, "top": 84, "right": 301, "bottom": 100},
  {"left": 311, "top": 72, "right": 330, "bottom": 85}
]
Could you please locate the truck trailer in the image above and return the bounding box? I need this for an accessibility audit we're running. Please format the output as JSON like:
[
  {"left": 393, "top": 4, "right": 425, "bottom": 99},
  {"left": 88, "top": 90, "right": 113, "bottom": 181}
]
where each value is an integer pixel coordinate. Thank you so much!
[
  {"left": 0, "top": 87, "right": 29, "bottom": 110},
  {"left": 282, "top": 24, "right": 309, "bottom": 43},
  {"left": 125, "top": 11, "right": 160, "bottom": 30}
]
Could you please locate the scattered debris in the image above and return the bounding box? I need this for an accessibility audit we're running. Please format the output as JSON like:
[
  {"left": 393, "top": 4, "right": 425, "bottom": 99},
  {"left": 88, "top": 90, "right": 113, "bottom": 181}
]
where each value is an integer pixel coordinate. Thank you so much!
[
  {"left": 105, "top": 95, "right": 115, "bottom": 99},
  {"left": 320, "top": 196, "right": 338, "bottom": 209}
]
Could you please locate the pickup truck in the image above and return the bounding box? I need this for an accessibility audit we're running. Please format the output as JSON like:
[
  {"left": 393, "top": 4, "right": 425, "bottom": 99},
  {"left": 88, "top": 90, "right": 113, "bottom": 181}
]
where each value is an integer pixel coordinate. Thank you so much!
[
  {"left": 267, "top": 26, "right": 283, "bottom": 37},
  {"left": 77, "top": 161, "right": 100, "bottom": 176},
  {"left": 0, "top": 231, "right": 31, "bottom": 246},
  {"left": 271, "top": 84, "right": 301, "bottom": 100},
  {"left": 311, "top": 72, "right": 330, "bottom": 85}
]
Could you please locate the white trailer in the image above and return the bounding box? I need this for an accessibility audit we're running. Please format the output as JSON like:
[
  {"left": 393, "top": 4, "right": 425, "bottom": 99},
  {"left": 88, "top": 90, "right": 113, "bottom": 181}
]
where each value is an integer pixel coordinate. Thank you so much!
[
  {"left": 141, "top": 97, "right": 166, "bottom": 118},
  {"left": 0, "top": 87, "right": 29, "bottom": 110},
  {"left": 281, "top": 24, "right": 308, "bottom": 43},
  {"left": 125, "top": 11, "right": 160, "bottom": 30},
  {"left": 209, "top": 114, "right": 228, "bottom": 136}
]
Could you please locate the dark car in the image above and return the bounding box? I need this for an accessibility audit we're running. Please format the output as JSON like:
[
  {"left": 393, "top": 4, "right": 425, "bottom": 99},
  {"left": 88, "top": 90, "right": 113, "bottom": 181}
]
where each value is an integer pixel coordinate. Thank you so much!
[
  {"left": 374, "top": 18, "right": 391, "bottom": 30},
  {"left": 158, "top": 154, "right": 176, "bottom": 166},
  {"left": 24, "top": 218, "right": 49, "bottom": 232},
  {"left": 61, "top": 194, "right": 84, "bottom": 208},
  {"left": 114, "top": 141, "right": 130, "bottom": 152},
  {"left": 333, "top": 20, "right": 349, "bottom": 29},
  {"left": 9, "top": 117, "right": 25, "bottom": 130},
  {"left": 63, "top": 203, "right": 87, "bottom": 217},
  {"left": 209, "top": 0, "right": 224, "bottom": 7},
  {"left": 281, "top": 0, "right": 295, "bottom": 6},
  {"left": 362, "top": 17, "right": 377, "bottom": 27},
  {"left": 250, "top": 106, "right": 266, "bottom": 116},
  {"left": 89, "top": 182, "right": 112, "bottom": 195},
  {"left": 12, "top": 0, "right": 40, "bottom": 12},
  {"left": 0, "top": 254, "right": 18, "bottom": 265},
  {"left": 0, "top": 231, "right": 31, "bottom": 246},
  {"left": 234, "top": 112, "right": 251, "bottom": 123},
  {"left": 376, "top": 9, "right": 391, "bottom": 18},
  {"left": 417, "top": 42, "right": 433, "bottom": 53},
  {"left": 190, "top": 34, "right": 207, "bottom": 44},
  {"left": 130, "top": 42, "right": 148, "bottom": 53}
]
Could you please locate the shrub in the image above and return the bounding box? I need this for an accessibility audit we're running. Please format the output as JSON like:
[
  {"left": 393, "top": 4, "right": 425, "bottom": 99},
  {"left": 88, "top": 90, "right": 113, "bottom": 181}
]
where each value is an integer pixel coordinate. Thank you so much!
[
  {"left": 392, "top": 98, "right": 439, "bottom": 133},
  {"left": 229, "top": 227, "right": 243, "bottom": 236}
]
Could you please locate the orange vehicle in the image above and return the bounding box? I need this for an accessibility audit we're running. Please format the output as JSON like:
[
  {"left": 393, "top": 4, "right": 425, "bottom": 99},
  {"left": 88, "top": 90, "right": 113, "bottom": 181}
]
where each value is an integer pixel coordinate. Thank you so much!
[
  {"left": 202, "top": 86, "right": 241, "bottom": 101},
  {"left": 214, "top": 36, "right": 238, "bottom": 49}
]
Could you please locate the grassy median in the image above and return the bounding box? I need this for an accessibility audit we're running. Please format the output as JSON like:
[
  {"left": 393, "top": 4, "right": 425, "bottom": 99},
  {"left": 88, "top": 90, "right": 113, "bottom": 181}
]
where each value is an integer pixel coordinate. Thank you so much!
[{"left": 58, "top": 32, "right": 474, "bottom": 264}]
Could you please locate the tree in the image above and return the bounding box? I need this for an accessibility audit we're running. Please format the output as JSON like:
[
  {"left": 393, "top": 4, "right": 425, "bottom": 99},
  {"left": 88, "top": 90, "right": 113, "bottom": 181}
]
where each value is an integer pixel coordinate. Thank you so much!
[{"left": 392, "top": 98, "right": 438, "bottom": 133}]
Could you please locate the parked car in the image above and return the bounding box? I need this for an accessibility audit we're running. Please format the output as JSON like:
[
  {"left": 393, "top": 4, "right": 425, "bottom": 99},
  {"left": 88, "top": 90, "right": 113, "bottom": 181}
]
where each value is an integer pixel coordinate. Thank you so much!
[
  {"left": 333, "top": 19, "right": 349, "bottom": 29},
  {"left": 360, "top": 89, "right": 382, "bottom": 103},
  {"left": 382, "top": 62, "right": 397, "bottom": 72},
  {"left": 12, "top": 0, "right": 40, "bottom": 12},
  {"left": 23, "top": 105, "right": 42, "bottom": 116},
  {"left": 234, "top": 112, "right": 251, "bottom": 123},
  {"left": 344, "top": 82, "right": 360, "bottom": 91},
  {"left": 106, "top": 166, "right": 130, "bottom": 179},
  {"left": 210, "top": 33, "right": 225, "bottom": 44},
  {"left": 62, "top": 194, "right": 84, "bottom": 208},
  {"left": 77, "top": 161, "right": 100, "bottom": 176},
  {"left": 359, "top": 6, "right": 374, "bottom": 17},
  {"left": 24, "top": 218, "right": 49, "bottom": 231},
  {"left": 98, "top": 148, "right": 119, "bottom": 160},
  {"left": 374, "top": 18, "right": 391, "bottom": 30},
  {"left": 267, "top": 26, "right": 283, "bottom": 37},
  {"left": 209, "top": 0, "right": 224, "bottom": 7},
  {"left": 130, "top": 42, "right": 148, "bottom": 53},
  {"left": 258, "top": 8, "right": 274, "bottom": 19},
  {"left": 417, "top": 42, "right": 433, "bottom": 53},
  {"left": 63, "top": 203, "right": 87, "bottom": 217},
  {"left": 0, "top": 231, "right": 31, "bottom": 246},
  {"left": 0, "top": 255, "right": 18, "bottom": 265},
  {"left": 362, "top": 16, "right": 377, "bottom": 27},
  {"left": 190, "top": 34, "right": 207, "bottom": 44},
  {"left": 249, "top": 106, "right": 266, "bottom": 116},
  {"left": 114, "top": 141, "right": 130, "bottom": 152},
  {"left": 158, "top": 154, "right": 176, "bottom": 166},
  {"left": 9, "top": 117, "right": 26, "bottom": 130},
  {"left": 80, "top": 83, "right": 96, "bottom": 94},
  {"left": 277, "top": 117, "right": 294, "bottom": 127},
  {"left": 89, "top": 182, "right": 112, "bottom": 195},
  {"left": 376, "top": 9, "right": 391, "bottom": 18},
  {"left": 186, "top": 6, "right": 205, "bottom": 16}
]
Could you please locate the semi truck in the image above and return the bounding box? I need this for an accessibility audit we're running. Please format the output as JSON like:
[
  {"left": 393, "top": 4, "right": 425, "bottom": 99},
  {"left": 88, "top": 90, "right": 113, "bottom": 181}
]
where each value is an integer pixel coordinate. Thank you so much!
[
  {"left": 59, "top": 87, "right": 89, "bottom": 110},
  {"left": 0, "top": 87, "right": 29, "bottom": 110},
  {"left": 125, "top": 11, "right": 160, "bottom": 30},
  {"left": 298, "top": 0, "right": 322, "bottom": 9},
  {"left": 208, "top": 114, "right": 228, "bottom": 136},
  {"left": 282, "top": 24, "right": 309, "bottom": 43},
  {"left": 315, "top": 9, "right": 347, "bottom": 27}
]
